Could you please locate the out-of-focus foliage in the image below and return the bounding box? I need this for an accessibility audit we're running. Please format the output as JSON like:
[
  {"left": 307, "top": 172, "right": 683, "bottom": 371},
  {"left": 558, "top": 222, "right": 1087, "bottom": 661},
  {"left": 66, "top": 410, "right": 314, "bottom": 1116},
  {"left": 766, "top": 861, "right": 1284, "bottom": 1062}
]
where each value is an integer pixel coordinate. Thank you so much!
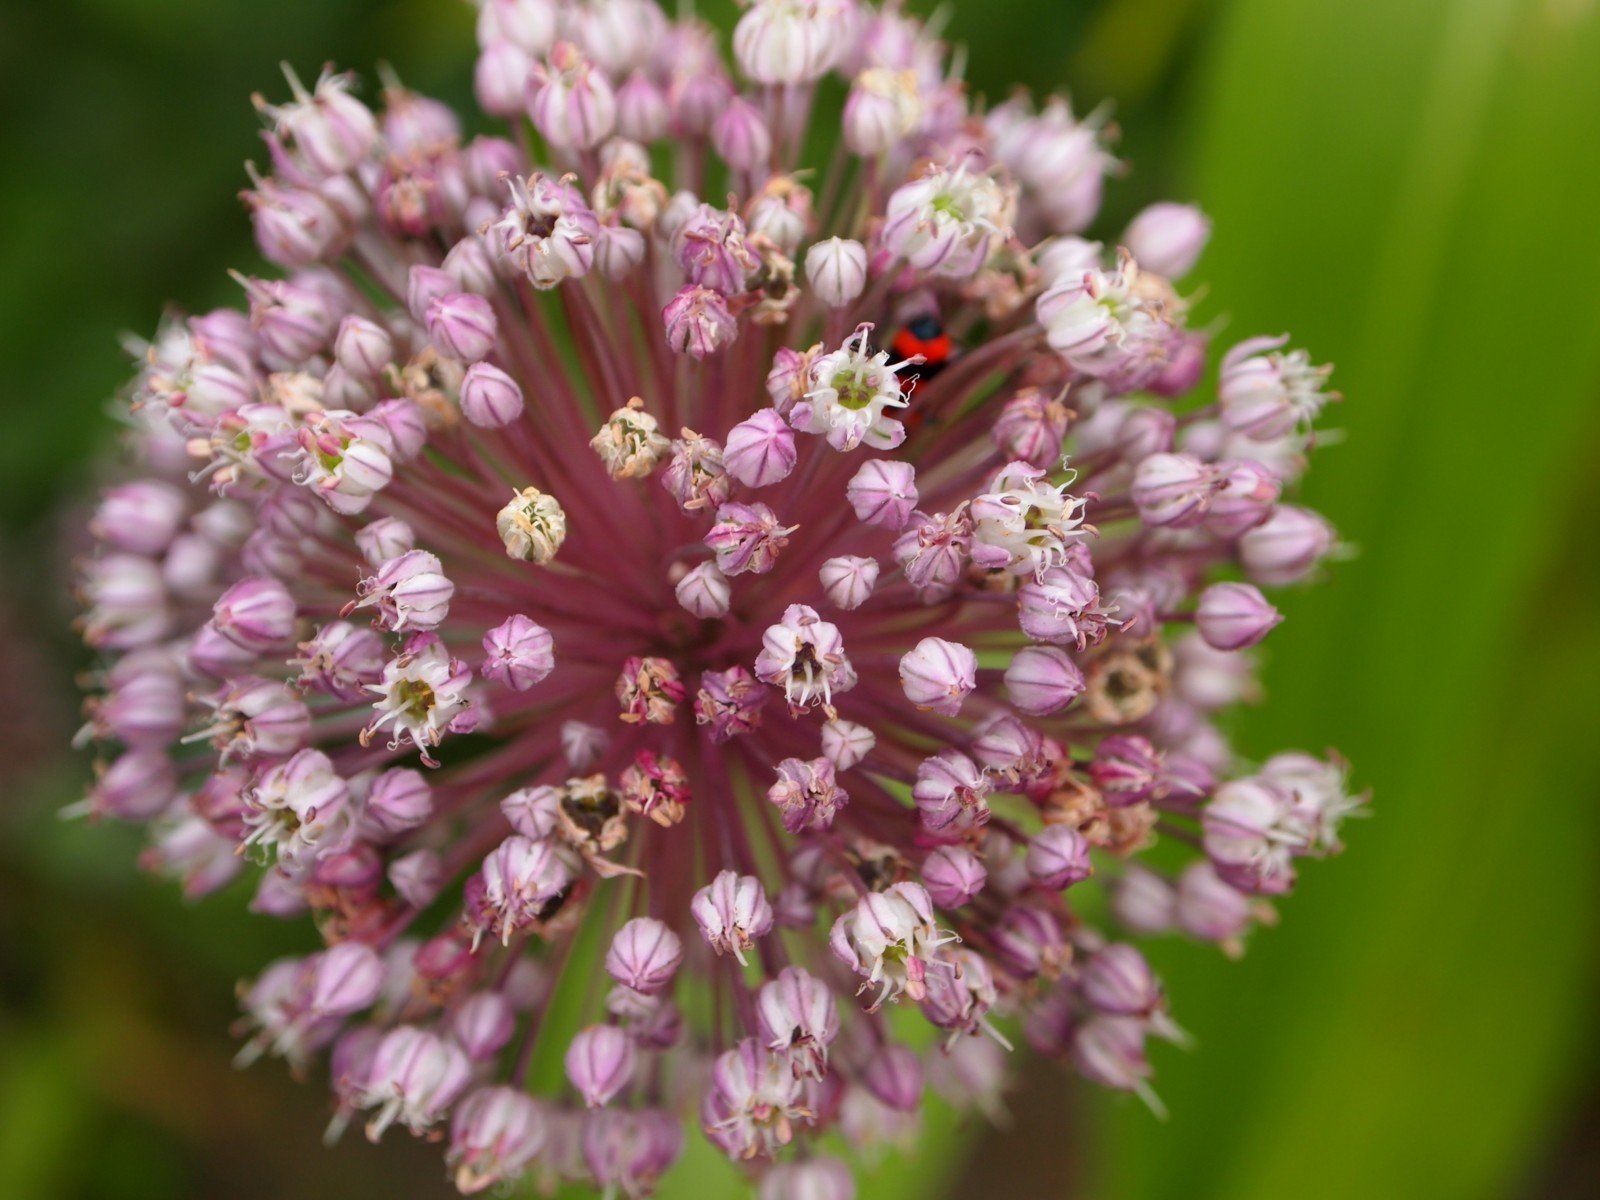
[{"left": 2, "top": 1, "right": 1597, "bottom": 1197}]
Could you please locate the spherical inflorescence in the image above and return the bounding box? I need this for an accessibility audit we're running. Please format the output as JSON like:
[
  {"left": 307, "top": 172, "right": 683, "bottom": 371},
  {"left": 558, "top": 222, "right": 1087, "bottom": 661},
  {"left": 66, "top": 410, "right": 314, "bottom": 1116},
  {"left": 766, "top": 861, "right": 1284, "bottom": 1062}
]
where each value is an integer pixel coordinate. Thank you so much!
[{"left": 75, "top": 2, "right": 1364, "bottom": 1194}]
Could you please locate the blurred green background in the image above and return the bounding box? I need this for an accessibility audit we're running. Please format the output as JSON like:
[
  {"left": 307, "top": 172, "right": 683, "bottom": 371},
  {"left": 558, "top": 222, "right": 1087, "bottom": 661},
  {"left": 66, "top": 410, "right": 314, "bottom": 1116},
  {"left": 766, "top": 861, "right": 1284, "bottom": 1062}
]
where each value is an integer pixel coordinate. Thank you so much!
[{"left": 3, "top": 0, "right": 1598, "bottom": 1197}]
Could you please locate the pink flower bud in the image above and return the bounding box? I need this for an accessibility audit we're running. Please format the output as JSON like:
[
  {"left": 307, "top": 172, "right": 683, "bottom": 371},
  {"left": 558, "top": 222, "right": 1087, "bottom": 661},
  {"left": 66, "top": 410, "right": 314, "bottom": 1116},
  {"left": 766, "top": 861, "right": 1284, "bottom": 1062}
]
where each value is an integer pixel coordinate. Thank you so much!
[
  {"left": 712, "top": 97, "right": 772, "bottom": 173},
  {"left": 805, "top": 237, "right": 869, "bottom": 308},
  {"left": 1238, "top": 505, "right": 1333, "bottom": 586},
  {"left": 565, "top": 1024, "right": 636, "bottom": 1108},
  {"left": 820, "top": 718, "right": 874, "bottom": 770},
  {"left": 1111, "top": 865, "right": 1177, "bottom": 935},
  {"left": 616, "top": 71, "right": 669, "bottom": 142},
  {"left": 441, "top": 234, "right": 497, "bottom": 294},
  {"left": 734, "top": 0, "right": 845, "bottom": 84},
  {"left": 992, "top": 389, "right": 1071, "bottom": 469},
  {"left": 474, "top": 40, "right": 534, "bottom": 117},
  {"left": 760, "top": 1157, "right": 855, "bottom": 1200},
  {"left": 1072, "top": 1015, "right": 1154, "bottom": 1099},
  {"left": 451, "top": 992, "right": 517, "bottom": 1060},
  {"left": 1004, "top": 645, "right": 1086, "bottom": 715},
  {"left": 922, "top": 844, "right": 986, "bottom": 908},
  {"left": 605, "top": 917, "right": 684, "bottom": 994},
  {"left": 426, "top": 292, "right": 498, "bottom": 363},
  {"left": 89, "top": 749, "right": 179, "bottom": 820},
  {"left": 819, "top": 555, "right": 878, "bottom": 611},
  {"left": 674, "top": 561, "right": 731, "bottom": 618},
  {"left": 406, "top": 264, "right": 456, "bottom": 323},
  {"left": 390, "top": 849, "right": 444, "bottom": 907},
  {"left": 92, "top": 481, "right": 188, "bottom": 555},
  {"left": 723, "top": 408, "right": 798, "bottom": 487},
  {"left": 458, "top": 362, "right": 524, "bottom": 428},
  {"left": 899, "top": 637, "right": 977, "bottom": 716},
  {"left": 912, "top": 749, "right": 990, "bottom": 834},
  {"left": 1025, "top": 824, "right": 1093, "bottom": 889},
  {"left": 363, "top": 768, "right": 433, "bottom": 836},
  {"left": 1205, "top": 458, "right": 1281, "bottom": 537},
  {"left": 1195, "top": 582, "right": 1281, "bottom": 651},
  {"left": 531, "top": 43, "right": 616, "bottom": 150},
  {"left": 1175, "top": 860, "right": 1253, "bottom": 942},
  {"left": 1123, "top": 202, "right": 1210, "bottom": 279},
  {"left": 212, "top": 576, "right": 296, "bottom": 652},
  {"left": 992, "top": 903, "right": 1067, "bottom": 979},
  {"left": 449, "top": 1086, "right": 546, "bottom": 1193},
  {"left": 863, "top": 1044, "right": 923, "bottom": 1113},
  {"left": 481, "top": 614, "right": 555, "bottom": 691},
  {"left": 846, "top": 459, "right": 918, "bottom": 529},
  {"left": 355, "top": 518, "right": 414, "bottom": 568},
  {"left": 358, "top": 1026, "right": 471, "bottom": 1140},
  {"left": 309, "top": 941, "right": 385, "bottom": 1017},
  {"left": 1132, "top": 452, "right": 1219, "bottom": 528}
]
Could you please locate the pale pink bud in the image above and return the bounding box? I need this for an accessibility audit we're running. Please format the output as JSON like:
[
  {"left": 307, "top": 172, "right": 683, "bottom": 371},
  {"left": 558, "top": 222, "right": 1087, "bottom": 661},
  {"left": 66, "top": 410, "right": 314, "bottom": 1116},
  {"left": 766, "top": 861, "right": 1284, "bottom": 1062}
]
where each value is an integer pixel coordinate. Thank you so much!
[
  {"left": 733, "top": 0, "right": 845, "bottom": 84},
  {"left": 89, "top": 749, "right": 179, "bottom": 820},
  {"left": 1175, "top": 860, "right": 1253, "bottom": 941},
  {"left": 364, "top": 768, "right": 434, "bottom": 837},
  {"left": 674, "top": 561, "right": 731, "bottom": 618},
  {"left": 846, "top": 459, "right": 918, "bottom": 529},
  {"left": 358, "top": 1026, "right": 471, "bottom": 1140},
  {"left": 723, "top": 408, "right": 798, "bottom": 487},
  {"left": 756, "top": 967, "right": 839, "bottom": 1080},
  {"left": 818, "top": 555, "right": 878, "bottom": 611},
  {"left": 1026, "top": 824, "right": 1093, "bottom": 889},
  {"left": 804, "top": 237, "right": 869, "bottom": 308},
  {"left": 407, "top": 264, "right": 457, "bottom": 324},
  {"left": 1112, "top": 865, "right": 1178, "bottom": 935},
  {"left": 458, "top": 363, "right": 524, "bottom": 428},
  {"left": 1238, "top": 505, "right": 1333, "bottom": 586},
  {"left": 922, "top": 845, "right": 986, "bottom": 908},
  {"left": 616, "top": 71, "right": 669, "bottom": 142},
  {"left": 565, "top": 1025, "right": 635, "bottom": 1108},
  {"left": 211, "top": 576, "right": 296, "bottom": 652},
  {"left": 1004, "top": 645, "right": 1086, "bottom": 715},
  {"left": 449, "top": 1085, "right": 546, "bottom": 1193},
  {"left": 992, "top": 904, "right": 1067, "bottom": 979},
  {"left": 309, "top": 941, "right": 385, "bottom": 1017},
  {"left": 530, "top": 43, "right": 616, "bottom": 150},
  {"left": 474, "top": 41, "right": 534, "bottom": 117},
  {"left": 760, "top": 1157, "right": 855, "bottom": 1200},
  {"left": 443, "top": 236, "right": 498, "bottom": 295},
  {"left": 1132, "top": 452, "right": 1219, "bottom": 528},
  {"left": 481, "top": 614, "right": 555, "bottom": 691},
  {"left": 820, "top": 718, "right": 874, "bottom": 770},
  {"left": 1195, "top": 582, "right": 1281, "bottom": 651},
  {"left": 711, "top": 97, "right": 772, "bottom": 173},
  {"left": 499, "top": 785, "right": 562, "bottom": 840},
  {"left": 477, "top": 0, "right": 558, "bottom": 56},
  {"left": 912, "top": 749, "right": 990, "bottom": 834},
  {"left": 863, "top": 1044, "right": 923, "bottom": 1113},
  {"left": 605, "top": 917, "right": 684, "bottom": 994},
  {"left": 992, "top": 390, "right": 1070, "bottom": 469},
  {"left": 92, "top": 481, "right": 188, "bottom": 555},
  {"left": 898, "top": 637, "right": 977, "bottom": 716},
  {"left": 426, "top": 292, "right": 498, "bottom": 363},
  {"left": 1205, "top": 458, "right": 1281, "bottom": 538},
  {"left": 1123, "top": 202, "right": 1210, "bottom": 279},
  {"left": 448, "top": 998, "right": 515, "bottom": 1062}
]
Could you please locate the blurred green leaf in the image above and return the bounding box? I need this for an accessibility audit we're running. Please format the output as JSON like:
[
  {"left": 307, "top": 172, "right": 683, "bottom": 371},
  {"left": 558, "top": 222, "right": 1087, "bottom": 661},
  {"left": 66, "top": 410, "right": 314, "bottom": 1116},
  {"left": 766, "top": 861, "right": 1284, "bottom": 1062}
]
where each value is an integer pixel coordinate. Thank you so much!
[{"left": 1086, "top": 1, "right": 1600, "bottom": 1197}]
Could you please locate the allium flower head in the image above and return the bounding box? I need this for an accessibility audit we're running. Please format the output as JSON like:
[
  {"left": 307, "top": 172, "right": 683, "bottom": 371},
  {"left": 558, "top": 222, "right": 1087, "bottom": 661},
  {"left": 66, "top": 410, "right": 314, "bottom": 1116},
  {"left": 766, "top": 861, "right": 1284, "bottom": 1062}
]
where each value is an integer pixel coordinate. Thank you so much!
[{"left": 75, "top": 4, "right": 1365, "bottom": 1193}]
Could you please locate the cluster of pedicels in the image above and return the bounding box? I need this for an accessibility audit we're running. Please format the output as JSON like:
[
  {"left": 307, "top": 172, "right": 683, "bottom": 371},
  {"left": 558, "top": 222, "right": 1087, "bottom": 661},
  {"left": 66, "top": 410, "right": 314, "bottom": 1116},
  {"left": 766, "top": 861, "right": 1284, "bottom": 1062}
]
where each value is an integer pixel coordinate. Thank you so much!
[{"left": 73, "top": 1, "right": 1365, "bottom": 1195}]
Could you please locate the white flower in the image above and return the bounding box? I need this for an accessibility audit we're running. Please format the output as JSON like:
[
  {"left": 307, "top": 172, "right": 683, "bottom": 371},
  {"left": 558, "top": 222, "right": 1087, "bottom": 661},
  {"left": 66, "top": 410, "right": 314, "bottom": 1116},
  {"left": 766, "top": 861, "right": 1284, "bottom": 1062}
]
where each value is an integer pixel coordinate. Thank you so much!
[{"left": 790, "top": 325, "right": 911, "bottom": 452}]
